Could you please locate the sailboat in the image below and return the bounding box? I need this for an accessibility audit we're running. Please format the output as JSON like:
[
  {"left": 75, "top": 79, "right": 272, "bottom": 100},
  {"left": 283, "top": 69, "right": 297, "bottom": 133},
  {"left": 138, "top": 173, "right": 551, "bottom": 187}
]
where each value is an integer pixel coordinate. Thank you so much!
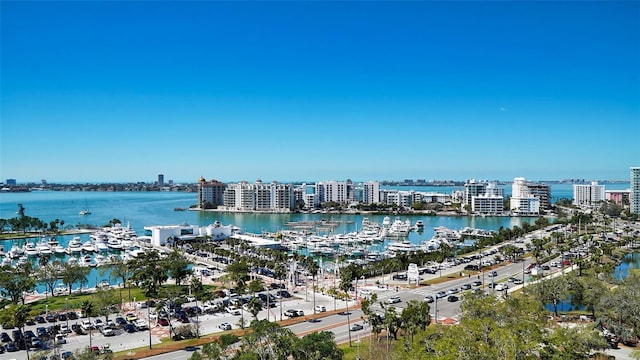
[{"left": 79, "top": 198, "right": 91, "bottom": 215}]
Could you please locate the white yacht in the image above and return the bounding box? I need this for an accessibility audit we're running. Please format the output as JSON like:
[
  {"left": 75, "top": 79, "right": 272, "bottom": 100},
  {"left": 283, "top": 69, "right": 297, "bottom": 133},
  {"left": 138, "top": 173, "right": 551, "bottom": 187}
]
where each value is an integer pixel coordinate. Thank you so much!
[
  {"left": 81, "top": 241, "right": 97, "bottom": 253},
  {"left": 36, "top": 238, "right": 52, "bottom": 256},
  {"left": 67, "top": 237, "right": 83, "bottom": 253},
  {"left": 95, "top": 241, "right": 109, "bottom": 252},
  {"left": 24, "top": 242, "right": 39, "bottom": 257},
  {"left": 387, "top": 240, "right": 417, "bottom": 253},
  {"left": 54, "top": 244, "right": 67, "bottom": 256},
  {"left": 107, "top": 238, "right": 123, "bottom": 250}
]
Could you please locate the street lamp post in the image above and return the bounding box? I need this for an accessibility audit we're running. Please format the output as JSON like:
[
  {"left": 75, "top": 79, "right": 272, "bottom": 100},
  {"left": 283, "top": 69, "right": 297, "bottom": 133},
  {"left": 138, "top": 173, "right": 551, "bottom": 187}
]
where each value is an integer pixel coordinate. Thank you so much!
[
  {"left": 434, "top": 297, "right": 438, "bottom": 325},
  {"left": 148, "top": 301, "right": 152, "bottom": 349},
  {"left": 66, "top": 298, "right": 69, "bottom": 331}
]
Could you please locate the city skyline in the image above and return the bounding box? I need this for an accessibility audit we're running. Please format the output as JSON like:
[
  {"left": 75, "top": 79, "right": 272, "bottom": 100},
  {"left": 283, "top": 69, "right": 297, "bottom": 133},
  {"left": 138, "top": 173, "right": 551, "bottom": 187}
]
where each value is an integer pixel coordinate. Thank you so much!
[{"left": 2, "top": 2, "right": 639, "bottom": 183}]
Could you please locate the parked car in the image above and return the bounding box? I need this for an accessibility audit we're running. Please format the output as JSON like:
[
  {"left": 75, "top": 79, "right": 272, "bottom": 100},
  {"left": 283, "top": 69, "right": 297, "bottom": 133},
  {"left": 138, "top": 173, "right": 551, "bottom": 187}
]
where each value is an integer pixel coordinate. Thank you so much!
[
  {"left": 285, "top": 309, "right": 303, "bottom": 317},
  {"left": 314, "top": 305, "right": 326, "bottom": 313},
  {"left": 158, "top": 318, "right": 169, "bottom": 326},
  {"left": 4, "top": 341, "right": 18, "bottom": 352},
  {"left": 226, "top": 306, "right": 242, "bottom": 316},
  {"left": 123, "top": 324, "right": 137, "bottom": 333},
  {"left": 0, "top": 332, "right": 11, "bottom": 343},
  {"left": 392, "top": 273, "right": 407, "bottom": 281},
  {"left": 350, "top": 323, "right": 364, "bottom": 331},
  {"left": 81, "top": 320, "right": 93, "bottom": 331},
  {"left": 218, "top": 322, "right": 232, "bottom": 330},
  {"left": 125, "top": 313, "right": 138, "bottom": 322}
]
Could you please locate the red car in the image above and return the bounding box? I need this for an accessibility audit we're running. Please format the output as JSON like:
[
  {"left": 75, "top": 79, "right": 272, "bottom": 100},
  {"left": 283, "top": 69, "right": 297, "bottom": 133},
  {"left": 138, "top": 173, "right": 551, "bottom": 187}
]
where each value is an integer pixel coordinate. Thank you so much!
[{"left": 157, "top": 318, "right": 169, "bottom": 326}]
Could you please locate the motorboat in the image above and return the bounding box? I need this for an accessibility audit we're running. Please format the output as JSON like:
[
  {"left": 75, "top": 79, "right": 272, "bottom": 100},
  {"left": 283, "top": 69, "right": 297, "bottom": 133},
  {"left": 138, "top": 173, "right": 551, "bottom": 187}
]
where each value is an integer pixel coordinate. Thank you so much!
[
  {"left": 54, "top": 245, "right": 67, "bottom": 256},
  {"left": 67, "top": 237, "right": 83, "bottom": 253},
  {"left": 81, "top": 241, "right": 97, "bottom": 253},
  {"left": 24, "top": 242, "right": 39, "bottom": 257},
  {"left": 36, "top": 238, "right": 53, "bottom": 256}
]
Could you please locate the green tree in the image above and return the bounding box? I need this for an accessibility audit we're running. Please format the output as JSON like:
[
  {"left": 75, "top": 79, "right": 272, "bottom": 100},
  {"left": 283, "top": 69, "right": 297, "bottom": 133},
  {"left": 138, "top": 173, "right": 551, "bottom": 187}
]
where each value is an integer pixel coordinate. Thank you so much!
[
  {"left": 166, "top": 250, "right": 193, "bottom": 287},
  {"left": 61, "top": 262, "right": 90, "bottom": 295},
  {"left": 293, "top": 331, "right": 344, "bottom": 360},
  {"left": 38, "top": 260, "right": 62, "bottom": 299},
  {"left": 528, "top": 274, "right": 570, "bottom": 317},
  {"left": 131, "top": 249, "right": 168, "bottom": 297},
  {"left": 0, "top": 263, "right": 36, "bottom": 304},
  {"left": 306, "top": 258, "right": 320, "bottom": 316},
  {"left": 246, "top": 297, "right": 263, "bottom": 320},
  {"left": 400, "top": 299, "right": 431, "bottom": 342}
]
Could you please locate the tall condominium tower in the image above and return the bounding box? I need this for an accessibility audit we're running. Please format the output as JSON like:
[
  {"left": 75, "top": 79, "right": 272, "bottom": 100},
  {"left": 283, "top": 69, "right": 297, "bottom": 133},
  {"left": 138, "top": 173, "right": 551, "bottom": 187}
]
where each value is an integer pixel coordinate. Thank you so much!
[
  {"left": 631, "top": 167, "right": 640, "bottom": 214},
  {"left": 573, "top": 181, "right": 605, "bottom": 208}
]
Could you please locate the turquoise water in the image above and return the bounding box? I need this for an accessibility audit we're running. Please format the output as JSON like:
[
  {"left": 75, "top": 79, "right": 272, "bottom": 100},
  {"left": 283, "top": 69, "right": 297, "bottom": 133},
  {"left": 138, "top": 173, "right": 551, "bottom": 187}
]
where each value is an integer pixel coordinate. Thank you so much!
[
  {"left": 0, "top": 188, "right": 627, "bottom": 293},
  {"left": 544, "top": 252, "right": 639, "bottom": 313}
]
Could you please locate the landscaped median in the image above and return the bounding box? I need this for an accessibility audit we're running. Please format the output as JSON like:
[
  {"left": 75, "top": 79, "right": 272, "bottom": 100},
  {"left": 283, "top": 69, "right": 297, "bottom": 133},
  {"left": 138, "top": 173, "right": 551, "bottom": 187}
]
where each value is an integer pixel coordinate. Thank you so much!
[{"left": 112, "top": 304, "right": 361, "bottom": 359}]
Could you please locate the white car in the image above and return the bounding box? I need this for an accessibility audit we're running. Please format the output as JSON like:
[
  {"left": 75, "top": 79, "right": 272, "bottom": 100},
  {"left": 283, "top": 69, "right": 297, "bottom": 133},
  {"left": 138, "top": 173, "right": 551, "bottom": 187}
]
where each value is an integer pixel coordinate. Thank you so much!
[
  {"left": 134, "top": 319, "right": 149, "bottom": 330},
  {"left": 218, "top": 322, "right": 232, "bottom": 330},
  {"left": 314, "top": 305, "right": 326, "bottom": 313},
  {"left": 81, "top": 320, "right": 93, "bottom": 331},
  {"left": 226, "top": 306, "right": 242, "bottom": 315},
  {"left": 386, "top": 296, "right": 401, "bottom": 304},
  {"left": 360, "top": 289, "right": 372, "bottom": 296},
  {"left": 350, "top": 323, "right": 364, "bottom": 331}
]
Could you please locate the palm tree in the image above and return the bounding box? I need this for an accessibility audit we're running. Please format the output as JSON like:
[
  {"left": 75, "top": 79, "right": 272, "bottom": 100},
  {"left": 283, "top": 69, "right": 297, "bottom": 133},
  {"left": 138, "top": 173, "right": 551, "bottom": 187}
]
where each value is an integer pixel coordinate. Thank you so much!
[
  {"left": 81, "top": 300, "right": 95, "bottom": 348},
  {"left": 306, "top": 258, "right": 320, "bottom": 317},
  {"left": 273, "top": 262, "right": 287, "bottom": 320}
]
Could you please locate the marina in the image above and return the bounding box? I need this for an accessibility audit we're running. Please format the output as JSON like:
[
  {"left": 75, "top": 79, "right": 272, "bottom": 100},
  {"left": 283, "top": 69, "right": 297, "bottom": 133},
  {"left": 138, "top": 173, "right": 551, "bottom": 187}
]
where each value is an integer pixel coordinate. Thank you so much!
[{"left": 0, "top": 187, "right": 594, "bottom": 293}]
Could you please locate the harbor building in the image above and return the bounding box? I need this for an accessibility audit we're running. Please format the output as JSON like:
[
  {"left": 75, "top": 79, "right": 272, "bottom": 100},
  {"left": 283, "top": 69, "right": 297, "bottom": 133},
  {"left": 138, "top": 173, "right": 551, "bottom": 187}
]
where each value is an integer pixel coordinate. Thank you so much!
[
  {"left": 632, "top": 167, "right": 640, "bottom": 214},
  {"left": 158, "top": 174, "right": 164, "bottom": 186},
  {"left": 573, "top": 181, "right": 605, "bottom": 208},
  {"left": 144, "top": 222, "right": 235, "bottom": 246},
  {"left": 197, "top": 177, "right": 226, "bottom": 209}
]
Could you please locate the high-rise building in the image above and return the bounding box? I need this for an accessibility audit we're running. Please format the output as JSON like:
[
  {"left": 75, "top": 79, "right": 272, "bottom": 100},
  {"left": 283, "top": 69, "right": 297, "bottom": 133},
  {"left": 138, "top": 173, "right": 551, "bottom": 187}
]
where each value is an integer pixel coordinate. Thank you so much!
[
  {"left": 198, "top": 177, "right": 226, "bottom": 208},
  {"left": 158, "top": 174, "right": 164, "bottom": 186},
  {"left": 221, "top": 180, "right": 294, "bottom": 212},
  {"left": 631, "top": 167, "right": 640, "bottom": 214},
  {"left": 363, "top": 181, "right": 380, "bottom": 204},
  {"left": 573, "top": 181, "right": 605, "bottom": 208},
  {"left": 510, "top": 177, "right": 548, "bottom": 215}
]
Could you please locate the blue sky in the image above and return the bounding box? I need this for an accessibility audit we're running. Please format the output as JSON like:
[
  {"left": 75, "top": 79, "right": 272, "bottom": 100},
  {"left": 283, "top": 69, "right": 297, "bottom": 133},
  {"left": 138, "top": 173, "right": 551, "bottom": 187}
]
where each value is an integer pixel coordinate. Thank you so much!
[{"left": 1, "top": 1, "right": 639, "bottom": 184}]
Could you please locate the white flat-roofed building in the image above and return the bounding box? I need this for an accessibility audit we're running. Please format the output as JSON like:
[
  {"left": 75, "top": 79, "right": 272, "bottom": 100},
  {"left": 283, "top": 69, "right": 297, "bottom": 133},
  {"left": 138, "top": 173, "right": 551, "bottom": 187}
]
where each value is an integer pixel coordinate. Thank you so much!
[
  {"left": 510, "top": 196, "right": 540, "bottom": 216},
  {"left": 464, "top": 180, "right": 487, "bottom": 206},
  {"left": 363, "top": 181, "right": 380, "bottom": 204},
  {"left": 221, "top": 180, "right": 294, "bottom": 212},
  {"left": 415, "top": 192, "right": 451, "bottom": 203},
  {"left": 632, "top": 167, "right": 640, "bottom": 214},
  {"left": 472, "top": 194, "right": 504, "bottom": 215},
  {"left": 144, "top": 222, "right": 233, "bottom": 246},
  {"left": 230, "top": 234, "right": 281, "bottom": 249},
  {"left": 573, "top": 182, "right": 605, "bottom": 208},
  {"left": 315, "top": 180, "right": 351, "bottom": 204},
  {"left": 510, "top": 177, "right": 546, "bottom": 215}
]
